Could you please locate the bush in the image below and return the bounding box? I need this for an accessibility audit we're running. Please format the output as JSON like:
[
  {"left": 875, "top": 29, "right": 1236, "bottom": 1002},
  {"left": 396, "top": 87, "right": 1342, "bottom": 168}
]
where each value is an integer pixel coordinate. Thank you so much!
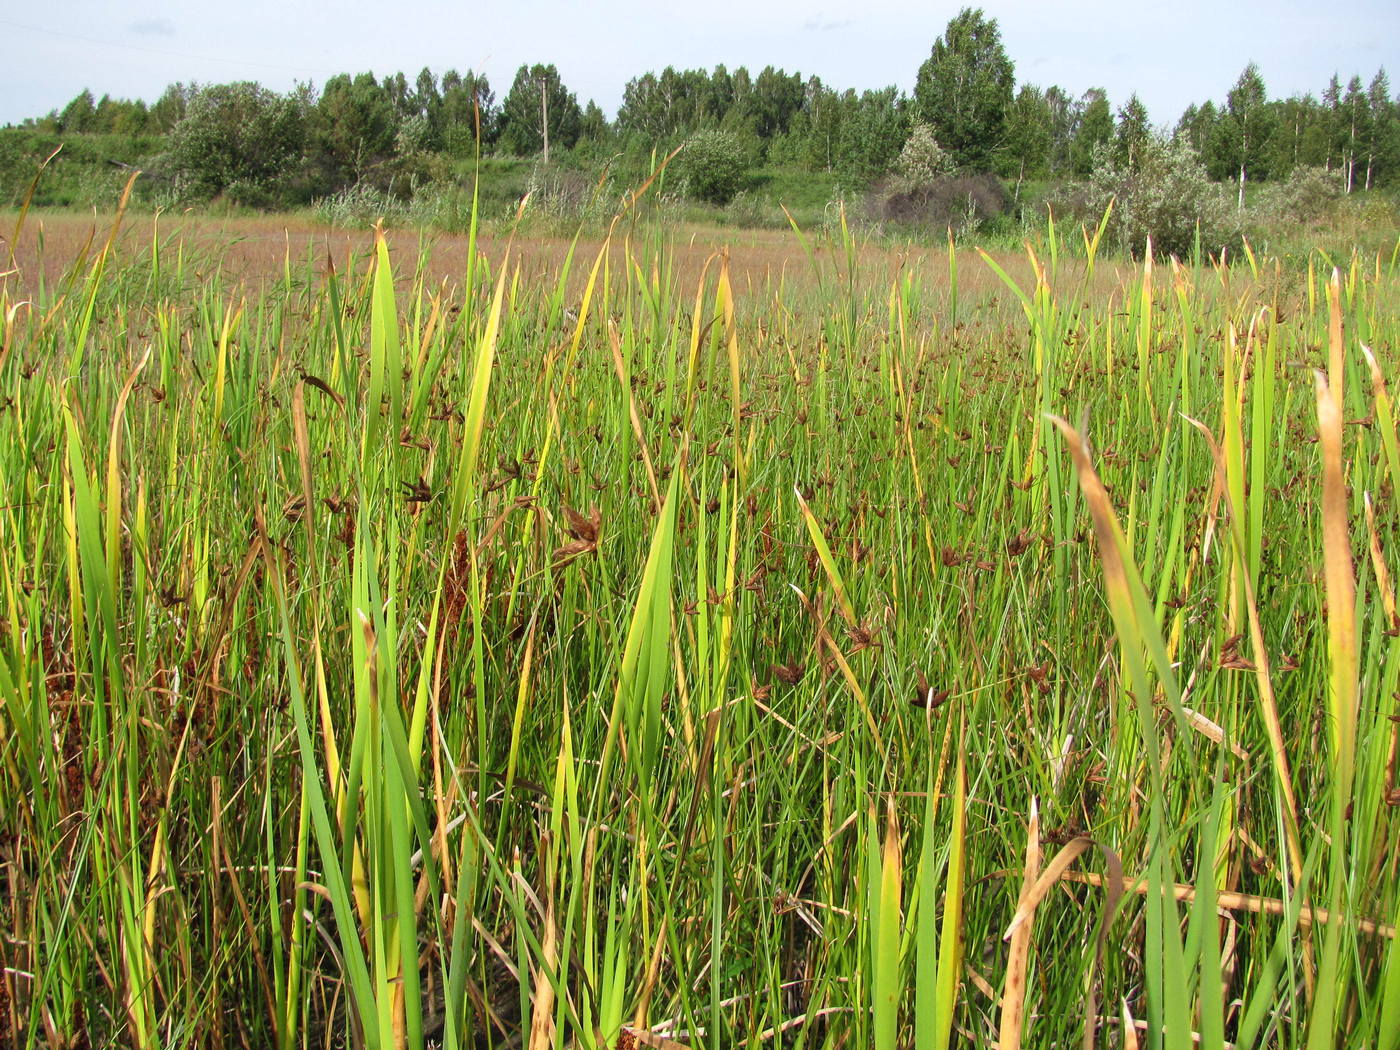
[
  {"left": 873, "top": 173, "right": 1010, "bottom": 236},
  {"left": 314, "top": 183, "right": 409, "bottom": 228},
  {"left": 674, "top": 130, "right": 748, "bottom": 205},
  {"left": 0, "top": 129, "right": 164, "bottom": 208},
  {"left": 167, "top": 82, "right": 305, "bottom": 206},
  {"left": 1084, "top": 137, "right": 1235, "bottom": 259},
  {"left": 714, "top": 189, "right": 764, "bottom": 228},
  {"left": 894, "top": 124, "right": 953, "bottom": 187},
  {"left": 1248, "top": 166, "right": 1345, "bottom": 227},
  {"left": 513, "top": 162, "right": 615, "bottom": 232}
]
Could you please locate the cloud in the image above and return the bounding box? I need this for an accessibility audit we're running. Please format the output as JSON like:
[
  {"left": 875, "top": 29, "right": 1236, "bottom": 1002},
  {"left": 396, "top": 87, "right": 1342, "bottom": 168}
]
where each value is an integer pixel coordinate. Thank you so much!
[
  {"left": 129, "top": 18, "right": 175, "bottom": 37},
  {"left": 803, "top": 15, "right": 854, "bottom": 31}
]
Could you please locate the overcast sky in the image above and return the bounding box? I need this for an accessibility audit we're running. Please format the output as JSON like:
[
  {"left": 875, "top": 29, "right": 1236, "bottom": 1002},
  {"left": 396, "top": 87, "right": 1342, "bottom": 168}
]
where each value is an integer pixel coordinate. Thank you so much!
[{"left": 2, "top": 1, "right": 1397, "bottom": 130}]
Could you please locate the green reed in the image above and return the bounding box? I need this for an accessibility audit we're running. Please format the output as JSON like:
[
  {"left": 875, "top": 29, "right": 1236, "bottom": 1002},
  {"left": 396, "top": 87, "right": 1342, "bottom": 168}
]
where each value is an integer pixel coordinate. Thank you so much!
[{"left": 1, "top": 185, "right": 1399, "bottom": 1050}]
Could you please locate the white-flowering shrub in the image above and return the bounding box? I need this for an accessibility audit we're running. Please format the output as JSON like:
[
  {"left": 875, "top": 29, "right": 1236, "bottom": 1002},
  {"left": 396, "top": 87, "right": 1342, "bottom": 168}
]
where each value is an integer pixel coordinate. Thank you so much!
[{"left": 894, "top": 123, "right": 954, "bottom": 186}]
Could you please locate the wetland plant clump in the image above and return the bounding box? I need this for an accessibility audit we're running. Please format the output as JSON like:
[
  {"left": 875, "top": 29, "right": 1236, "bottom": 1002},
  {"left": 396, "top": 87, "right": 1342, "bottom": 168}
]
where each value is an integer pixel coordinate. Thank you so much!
[{"left": 2, "top": 179, "right": 1399, "bottom": 1049}]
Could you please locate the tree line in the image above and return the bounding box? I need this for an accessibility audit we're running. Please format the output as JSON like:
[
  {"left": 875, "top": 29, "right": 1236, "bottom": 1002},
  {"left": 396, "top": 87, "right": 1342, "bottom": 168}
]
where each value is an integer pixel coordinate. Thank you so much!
[{"left": 8, "top": 8, "right": 1399, "bottom": 210}]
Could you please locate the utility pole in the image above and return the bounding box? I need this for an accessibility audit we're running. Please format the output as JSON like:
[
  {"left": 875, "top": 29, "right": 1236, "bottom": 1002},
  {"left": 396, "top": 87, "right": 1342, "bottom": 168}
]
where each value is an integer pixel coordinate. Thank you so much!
[{"left": 541, "top": 76, "right": 550, "bottom": 164}]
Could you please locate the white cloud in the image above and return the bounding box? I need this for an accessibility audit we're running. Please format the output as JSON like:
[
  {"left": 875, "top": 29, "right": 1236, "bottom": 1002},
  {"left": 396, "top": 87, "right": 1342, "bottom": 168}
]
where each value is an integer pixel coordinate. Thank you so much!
[{"left": 128, "top": 18, "right": 175, "bottom": 37}]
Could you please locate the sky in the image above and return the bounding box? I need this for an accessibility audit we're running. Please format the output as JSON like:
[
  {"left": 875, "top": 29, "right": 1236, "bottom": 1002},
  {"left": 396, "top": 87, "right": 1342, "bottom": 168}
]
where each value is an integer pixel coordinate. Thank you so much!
[{"left": 2, "top": 0, "right": 1397, "bottom": 130}]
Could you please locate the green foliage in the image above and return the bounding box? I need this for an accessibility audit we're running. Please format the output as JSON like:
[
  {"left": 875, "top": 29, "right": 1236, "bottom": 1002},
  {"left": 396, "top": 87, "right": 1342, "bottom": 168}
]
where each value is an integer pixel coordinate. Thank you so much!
[
  {"left": 5, "top": 173, "right": 1400, "bottom": 1050},
  {"left": 615, "top": 62, "right": 809, "bottom": 168},
  {"left": 57, "top": 89, "right": 97, "bottom": 133},
  {"left": 0, "top": 130, "right": 157, "bottom": 208},
  {"left": 1041, "top": 86, "right": 1079, "bottom": 176},
  {"left": 435, "top": 69, "right": 497, "bottom": 154},
  {"left": 309, "top": 73, "right": 400, "bottom": 192},
  {"left": 1175, "top": 100, "right": 1217, "bottom": 155},
  {"left": 1113, "top": 94, "right": 1153, "bottom": 172},
  {"left": 1215, "top": 62, "right": 1278, "bottom": 202},
  {"left": 913, "top": 7, "right": 1015, "bottom": 171},
  {"left": 1071, "top": 89, "right": 1113, "bottom": 176},
  {"left": 499, "top": 64, "right": 582, "bottom": 157},
  {"left": 1363, "top": 70, "right": 1399, "bottom": 189},
  {"left": 675, "top": 129, "right": 749, "bottom": 204},
  {"left": 1335, "top": 75, "right": 1371, "bottom": 191},
  {"left": 166, "top": 82, "right": 306, "bottom": 205},
  {"left": 736, "top": 66, "right": 806, "bottom": 140},
  {"left": 1245, "top": 165, "right": 1346, "bottom": 228},
  {"left": 1000, "top": 85, "right": 1053, "bottom": 181},
  {"left": 578, "top": 101, "right": 610, "bottom": 146},
  {"left": 618, "top": 66, "right": 724, "bottom": 140},
  {"left": 1086, "top": 135, "right": 1234, "bottom": 258},
  {"left": 149, "top": 83, "right": 193, "bottom": 133},
  {"left": 10, "top": 51, "right": 1400, "bottom": 232},
  {"left": 835, "top": 88, "right": 911, "bottom": 183},
  {"left": 36, "top": 89, "right": 153, "bottom": 136}
]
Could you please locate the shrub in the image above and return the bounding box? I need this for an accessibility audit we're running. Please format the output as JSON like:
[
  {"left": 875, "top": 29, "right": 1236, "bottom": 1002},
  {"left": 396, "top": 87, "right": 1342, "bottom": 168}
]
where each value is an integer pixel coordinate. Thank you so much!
[
  {"left": 517, "top": 162, "right": 614, "bottom": 231},
  {"left": 710, "top": 190, "right": 795, "bottom": 229},
  {"left": 1248, "top": 166, "right": 1345, "bottom": 227},
  {"left": 674, "top": 130, "right": 748, "bottom": 205},
  {"left": 1084, "top": 137, "right": 1235, "bottom": 259},
  {"left": 873, "top": 173, "right": 1010, "bottom": 236},
  {"left": 167, "top": 82, "right": 305, "bottom": 206},
  {"left": 893, "top": 123, "right": 953, "bottom": 187},
  {"left": 314, "top": 183, "right": 408, "bottom": 228}
]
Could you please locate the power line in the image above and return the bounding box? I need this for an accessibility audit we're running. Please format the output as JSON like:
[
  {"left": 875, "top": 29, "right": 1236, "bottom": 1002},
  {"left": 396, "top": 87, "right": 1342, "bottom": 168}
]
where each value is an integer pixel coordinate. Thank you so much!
[{"left": 0, "top": 17, "right": 338, "bottom": 78}]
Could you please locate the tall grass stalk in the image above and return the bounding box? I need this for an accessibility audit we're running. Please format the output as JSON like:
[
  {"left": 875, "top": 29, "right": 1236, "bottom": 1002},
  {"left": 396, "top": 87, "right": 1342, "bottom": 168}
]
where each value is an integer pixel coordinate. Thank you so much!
[{"left": 2, "top": 180, "right": 1400, "bottom": 1050}]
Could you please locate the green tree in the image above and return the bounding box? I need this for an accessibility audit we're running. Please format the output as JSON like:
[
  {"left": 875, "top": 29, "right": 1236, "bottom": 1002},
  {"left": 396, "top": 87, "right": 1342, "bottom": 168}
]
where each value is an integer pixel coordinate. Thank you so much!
[
  {"left": 91, "top": 95, "right": 118, "bottom": 133},
  {"left": 913, "top": 7, "right": 1015, "bottom": 171},
  {"left": 1365, "top": 69, "right": 1398, "bottom": 188},
  {"left": 705, "top": 65, "right": 736, "bottom": 124},
  {"left": 437, "top": 70, "right": 496, "bottom": 153},
  {"left": 413, "top": 68, "right": 440, "bottom": 118},
  {"left": 1220, "top": 62, "right": 1276, "bottom": 205},
  {"left": 833, "top": 87, "right": 909, "bottom": 183},
  {"left": 740, "top": 66, "right": 805, "bottom": 141},
  {"left": 578, "top": 101, "right": 609, "bottom": 145},
  {"left": 1338, "top": 74, "right": 1369, "bottom": 191},
  {"left": 167, "top": 81, "right": 305, "bottom": 205},
  {"left": 1175, "top": 100, "right": 1216, "bottom": 155},
  {"left": 1071, "top": 89, "right": 1113, "bottom": 175},
  {"left": 58, "top": 89, "right": 97, "bottom": 133},
  {"left": 1043, "top": 86, "right": 1077, "bottom": 175},
  {"left": 150, "top": 83, "right": 193, "bottom": 133},
  {"left": 798, "top": 80, "right": 843, "bottom": 172},
  {"left": 618, "top": 69, "right": 696, "bottom": 141},
  {"left": 1113, "top": 94, "right": 1152, "bottom": 172},
  {"left": 1267, "top": 94, "right": 1324, "bottom": 176},
  {"left": 310, "top": 73, "right": 400, "bottom": 190},
  {"left": 1321, "top": 74, "right": 1343, "bottom": 172},
  {"left": 382, "top": 72, "right": 413, "bottom": 121},
  {"left": 123, "top": 102, "right": 150, "bottom": 136},
  {"left": 499, "top": 64, "right": 582, "bottom": 159},
  {"left": 1000, "top": 84, "right": 1053, "bottom": 183},
  {"left": 726, "top": 67, "right": 755, "bottom": 134},
  {"left": 1087, "top": 135, "right": 1233, "bottom": 259},
  {"left": 406, "top": 68, "right": 442, "bottom": 150}
]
